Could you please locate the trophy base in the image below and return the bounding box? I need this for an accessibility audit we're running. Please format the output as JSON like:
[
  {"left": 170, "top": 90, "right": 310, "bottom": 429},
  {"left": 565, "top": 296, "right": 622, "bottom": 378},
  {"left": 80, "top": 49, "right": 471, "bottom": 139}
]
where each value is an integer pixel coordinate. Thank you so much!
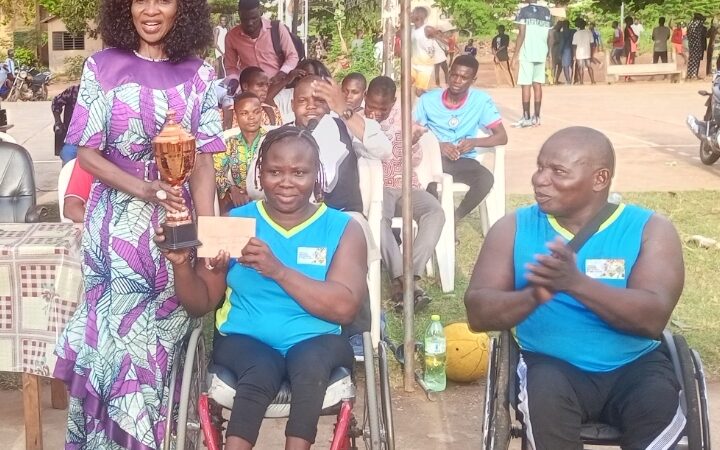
[{"left": 158, "top": 222, "right": 202, "bottom": 251}]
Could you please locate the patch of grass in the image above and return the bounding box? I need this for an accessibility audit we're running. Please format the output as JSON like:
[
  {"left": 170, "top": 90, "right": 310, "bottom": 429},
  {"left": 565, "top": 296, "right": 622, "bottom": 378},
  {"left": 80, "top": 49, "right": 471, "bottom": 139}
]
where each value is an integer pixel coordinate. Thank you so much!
[{"left": 384, "top": 191, "right": 720, "bottom": 379}]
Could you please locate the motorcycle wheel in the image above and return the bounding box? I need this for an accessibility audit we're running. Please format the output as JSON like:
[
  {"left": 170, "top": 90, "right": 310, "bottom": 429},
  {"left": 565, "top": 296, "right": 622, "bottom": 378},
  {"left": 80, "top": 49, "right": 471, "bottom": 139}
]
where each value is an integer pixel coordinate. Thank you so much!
[
  {"left": 7, "top": 88, "right": 18, "bottom": 102},
  {"left": 40, "top": 85, "right": 48, "bottom": 101},
  {"left": 699, "top": 140, "right": 720, "bottom": 165}
]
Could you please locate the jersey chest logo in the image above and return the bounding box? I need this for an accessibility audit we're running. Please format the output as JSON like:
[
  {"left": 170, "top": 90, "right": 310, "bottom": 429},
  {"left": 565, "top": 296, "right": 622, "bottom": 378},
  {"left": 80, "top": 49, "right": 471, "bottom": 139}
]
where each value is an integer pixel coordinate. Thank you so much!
[
  {"left": 585, "top": 259, "right": 626, "bottom": 280},
  {"left": 297, "top": 247, "right": 327, "bottom": 266}
]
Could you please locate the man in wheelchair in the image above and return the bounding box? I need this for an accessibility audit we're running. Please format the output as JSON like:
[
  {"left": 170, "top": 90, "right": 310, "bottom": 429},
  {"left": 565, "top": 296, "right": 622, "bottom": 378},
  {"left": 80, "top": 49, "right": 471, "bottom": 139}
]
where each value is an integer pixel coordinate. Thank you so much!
[
  {"left": 465, "top": 127, "right": 687, "bottom": 450},
  {"left": 156, "top": 126, "right": 368, "bottom": 450}
]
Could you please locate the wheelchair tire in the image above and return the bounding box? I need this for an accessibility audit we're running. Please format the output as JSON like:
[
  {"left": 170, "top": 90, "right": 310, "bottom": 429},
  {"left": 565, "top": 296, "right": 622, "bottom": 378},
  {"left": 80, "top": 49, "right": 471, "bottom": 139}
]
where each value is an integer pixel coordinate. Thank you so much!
[
  {"left": 162, "top": 347, "right": 181, "bottom": 450},
  {"left": 378, "top": 340, "right": 395, "bottom": 450},
  {"left": 176, "top": 325, "right": 206, "bottom": 450},
  {"left": 363, "top": 332, "right": 383, "bottom": 449},
  {"left": 674, "top": 335, "right": 703, "bottom": 450},
  {"left": 482, "top": 335, "right": 512, "bottom": 450},
  {"left": 690, "top": 350, "right": 711, "bottom": 450}
]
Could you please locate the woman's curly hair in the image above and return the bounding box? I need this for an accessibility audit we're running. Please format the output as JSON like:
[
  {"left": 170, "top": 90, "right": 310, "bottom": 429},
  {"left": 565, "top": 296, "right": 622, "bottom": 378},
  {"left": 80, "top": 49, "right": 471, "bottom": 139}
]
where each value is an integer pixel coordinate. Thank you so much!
[{"left": 99, "top": 0, "right": 214, "bottom": 63}]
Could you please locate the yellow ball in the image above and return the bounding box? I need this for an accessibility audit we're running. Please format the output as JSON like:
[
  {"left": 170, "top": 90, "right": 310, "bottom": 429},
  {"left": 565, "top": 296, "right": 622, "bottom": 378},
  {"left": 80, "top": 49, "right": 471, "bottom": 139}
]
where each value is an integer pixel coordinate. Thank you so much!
[{"left": 444, "top": 322, "right": 490, "bottom": 383}]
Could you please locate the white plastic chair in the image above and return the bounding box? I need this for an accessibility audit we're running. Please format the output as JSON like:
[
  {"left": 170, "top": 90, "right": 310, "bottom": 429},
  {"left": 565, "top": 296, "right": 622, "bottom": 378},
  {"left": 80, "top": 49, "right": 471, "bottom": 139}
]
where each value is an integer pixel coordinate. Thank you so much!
[
  {"left": 451, "top": 131, "right": 506, "bottom": 237},
  {"left": 357, "top": 156, "right": 384, "bottom": 349},
  {"left": 57, "top": 158, "right": 76, "bottom": 223}
]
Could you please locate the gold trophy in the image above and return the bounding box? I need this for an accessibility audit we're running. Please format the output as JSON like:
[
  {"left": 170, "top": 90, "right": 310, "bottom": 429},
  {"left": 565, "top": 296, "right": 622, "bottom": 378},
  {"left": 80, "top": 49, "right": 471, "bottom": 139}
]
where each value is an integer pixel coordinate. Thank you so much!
[{"left": 153, "top": 110, "right": 202, "bottom": 250}]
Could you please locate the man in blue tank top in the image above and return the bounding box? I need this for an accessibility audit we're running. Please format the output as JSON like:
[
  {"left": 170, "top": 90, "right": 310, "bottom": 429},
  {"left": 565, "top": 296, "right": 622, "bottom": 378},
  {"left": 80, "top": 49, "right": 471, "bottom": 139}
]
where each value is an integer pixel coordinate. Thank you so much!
[{"left": 465, "top": 127, "right": 686, "bottom": 449}]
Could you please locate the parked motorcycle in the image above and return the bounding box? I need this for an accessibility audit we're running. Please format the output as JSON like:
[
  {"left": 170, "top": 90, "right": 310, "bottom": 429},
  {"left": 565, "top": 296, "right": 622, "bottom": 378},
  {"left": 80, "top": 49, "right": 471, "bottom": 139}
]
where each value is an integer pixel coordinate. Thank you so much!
[
  {"left": 7, "top": 67, "right": 51, "bottom": 102},
  {"left": 687, "top": 71, "right": 720, "bottom": 165}
]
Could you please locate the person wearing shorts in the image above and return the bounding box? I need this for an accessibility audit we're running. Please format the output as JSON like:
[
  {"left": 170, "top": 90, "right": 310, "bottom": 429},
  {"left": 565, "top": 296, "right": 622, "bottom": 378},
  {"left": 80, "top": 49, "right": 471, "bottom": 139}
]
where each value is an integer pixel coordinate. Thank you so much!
[
  {"left": 572, "top": 18, "right": 596, "bottom": 84},
  {"left": 511, "top": 0, "right": 552, "bottom": 128},
  {"left": 411, "top": 7, "right": 442, "bottom": 96}
]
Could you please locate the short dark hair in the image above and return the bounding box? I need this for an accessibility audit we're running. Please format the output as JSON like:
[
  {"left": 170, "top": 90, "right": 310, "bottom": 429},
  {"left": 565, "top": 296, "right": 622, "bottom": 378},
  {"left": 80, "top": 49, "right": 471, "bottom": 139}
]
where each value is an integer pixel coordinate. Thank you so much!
[
  {"left": 497, "top": 25, "right": 505, "bottom": 32},
  {"left": 659, "top": 17, "right": 666, "bottom": 25},
  {"left": 239, "top": 66, "right": 265, "bottom": 88},
  {"left": 342, "top": 72, "right": 367, "bottom": 89},
  {"left": 297, "top": 59, "right": 331, "bottom": 78},
  {"left": 233, "top": 91, "right": 260, "bottom": 107},
  {"left": 452, "top": 55, "right": 479, "bottom": 76},
  {"left": 367, "top": 76, "right": 396, "bottom": 99},
  {"left": 575, "top": 18, "right": 586, "bottom": 28},
  {"left": 99, "top": 0, "right": 213, "bottom": 63},
  {"left": 238, "top": 0, "right": 260, "bottom": 11},
  {"left": 255, "top": 125, "right": 326, "bottom": 199}
]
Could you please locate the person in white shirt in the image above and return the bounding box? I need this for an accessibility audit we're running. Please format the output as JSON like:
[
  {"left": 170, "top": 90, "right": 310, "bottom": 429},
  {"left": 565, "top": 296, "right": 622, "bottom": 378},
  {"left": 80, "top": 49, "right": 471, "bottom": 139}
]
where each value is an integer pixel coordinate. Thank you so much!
[
  {"left": 651, "top": 17, "right": 671, "bottom": 63},
  {"left": 214, "top": 16, "right": 228, "bottom": 78},
  {"left": 572, "top": 18, "right": 596, "bottom": 84}
]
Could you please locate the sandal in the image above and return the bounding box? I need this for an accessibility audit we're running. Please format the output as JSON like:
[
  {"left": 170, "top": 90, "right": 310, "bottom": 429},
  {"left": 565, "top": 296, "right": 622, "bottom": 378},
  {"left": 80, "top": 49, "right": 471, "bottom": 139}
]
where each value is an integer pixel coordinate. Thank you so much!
[{"left": 391, "top": 289, "right": 432, "bottom": 313}]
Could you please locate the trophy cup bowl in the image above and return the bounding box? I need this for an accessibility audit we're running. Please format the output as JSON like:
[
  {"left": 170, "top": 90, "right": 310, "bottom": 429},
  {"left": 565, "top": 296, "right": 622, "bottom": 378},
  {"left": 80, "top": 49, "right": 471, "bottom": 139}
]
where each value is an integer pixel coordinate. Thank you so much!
[{"left": 153, "top": 110, "right": 202, "bottom": 250}]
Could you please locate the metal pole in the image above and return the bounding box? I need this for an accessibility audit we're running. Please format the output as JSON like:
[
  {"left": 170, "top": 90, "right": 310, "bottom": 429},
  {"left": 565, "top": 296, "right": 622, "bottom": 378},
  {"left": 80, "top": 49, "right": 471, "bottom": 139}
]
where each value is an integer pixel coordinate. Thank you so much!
[
  {"left": 620, "top": 2, "right": 624, "bottom": 27},
  {"left": 400, "top": 0, "right": 415, "bottom": 393},
  {"left": 304, "top": 0, "right": 309, "bottom": 56}
]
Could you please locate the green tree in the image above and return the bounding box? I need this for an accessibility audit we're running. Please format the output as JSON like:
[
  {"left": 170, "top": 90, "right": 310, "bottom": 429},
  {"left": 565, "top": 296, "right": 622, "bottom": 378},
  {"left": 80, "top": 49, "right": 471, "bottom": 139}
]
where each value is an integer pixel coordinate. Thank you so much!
[{"left": 432, "top": 0, "right": 517, "bottom": 37}]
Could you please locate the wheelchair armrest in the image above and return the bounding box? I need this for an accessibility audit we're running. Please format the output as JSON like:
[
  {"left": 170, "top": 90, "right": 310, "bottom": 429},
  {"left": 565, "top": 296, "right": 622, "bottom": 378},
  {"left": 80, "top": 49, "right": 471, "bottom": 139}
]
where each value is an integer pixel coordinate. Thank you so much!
[{"left": 25, "top": 205, "right": 49, "bottom": 223}]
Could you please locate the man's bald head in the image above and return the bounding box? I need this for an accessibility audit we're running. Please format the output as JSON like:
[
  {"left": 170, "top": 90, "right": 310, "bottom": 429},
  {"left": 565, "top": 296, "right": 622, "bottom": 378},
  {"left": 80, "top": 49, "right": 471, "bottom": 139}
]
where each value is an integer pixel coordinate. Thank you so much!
[
  {"left": 540, "top": 127, "right": 616, "bottom": 177},
  {"left": 533, "top": 127, "right": 616, "bottom": 216}
]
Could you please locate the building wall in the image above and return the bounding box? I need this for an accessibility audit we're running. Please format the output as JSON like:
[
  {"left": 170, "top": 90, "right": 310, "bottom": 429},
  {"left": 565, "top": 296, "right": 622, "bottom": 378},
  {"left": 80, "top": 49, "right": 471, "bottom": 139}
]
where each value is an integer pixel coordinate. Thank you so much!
[{"left": 46, "top": 19, "right": 102, "bottom": 74}]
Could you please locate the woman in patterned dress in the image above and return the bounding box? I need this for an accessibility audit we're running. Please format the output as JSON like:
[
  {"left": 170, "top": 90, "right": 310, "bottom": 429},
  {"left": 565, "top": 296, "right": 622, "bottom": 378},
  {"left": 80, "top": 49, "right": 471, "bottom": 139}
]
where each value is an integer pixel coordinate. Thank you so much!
[
  {"left": 53, "top": 0, "right": 224, "bottom": 448},
  {"left": 687, "top": 13, "right": 707, "bottom": 80}
]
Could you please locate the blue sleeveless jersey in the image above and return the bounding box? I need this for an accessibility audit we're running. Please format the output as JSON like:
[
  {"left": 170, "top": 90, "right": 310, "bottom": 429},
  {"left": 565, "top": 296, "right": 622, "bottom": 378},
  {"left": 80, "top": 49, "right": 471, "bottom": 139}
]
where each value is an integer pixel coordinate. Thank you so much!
[
  {"left": 216, "top": 201, "right": 351, "bottom": 355},
  {"left": 514, "top": 203, "right": 659, "bottom": 372}
]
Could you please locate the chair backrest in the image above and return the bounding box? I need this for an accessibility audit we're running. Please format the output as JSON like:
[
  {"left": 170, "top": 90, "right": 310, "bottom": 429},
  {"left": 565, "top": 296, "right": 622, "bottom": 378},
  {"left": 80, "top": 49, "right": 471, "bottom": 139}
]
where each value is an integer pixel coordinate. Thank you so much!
[
  {"left": 416, "top": 131, "right": 444, "bottom": 189},
  {"left": 57, "top": 158, "right": 76, "bottom": 223},
  {"left": 356, "top": 157, "right": 383, "bottom": 218},
  {"left": 0, "top": 142, "right": 37, "bottom": 222}
]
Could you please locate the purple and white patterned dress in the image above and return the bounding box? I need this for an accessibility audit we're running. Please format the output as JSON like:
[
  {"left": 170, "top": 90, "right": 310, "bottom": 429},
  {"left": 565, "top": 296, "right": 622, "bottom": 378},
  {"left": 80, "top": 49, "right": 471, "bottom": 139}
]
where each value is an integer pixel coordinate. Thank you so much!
[{"left": 53, "top": 48, "right": 224, "bottom": 450}]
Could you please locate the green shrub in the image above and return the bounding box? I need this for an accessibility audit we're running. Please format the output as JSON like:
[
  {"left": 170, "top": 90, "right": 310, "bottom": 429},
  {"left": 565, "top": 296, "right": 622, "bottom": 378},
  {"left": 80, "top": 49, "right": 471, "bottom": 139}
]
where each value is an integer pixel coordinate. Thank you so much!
[
  {"left": 64, "top": 55, "right": 86, "bottom": 79},
  {"left": 14, "top": 47, "right": 37, "bottom": 67},
  {"left": 328, "top": 38, "right": 380, "bottom": 82}
]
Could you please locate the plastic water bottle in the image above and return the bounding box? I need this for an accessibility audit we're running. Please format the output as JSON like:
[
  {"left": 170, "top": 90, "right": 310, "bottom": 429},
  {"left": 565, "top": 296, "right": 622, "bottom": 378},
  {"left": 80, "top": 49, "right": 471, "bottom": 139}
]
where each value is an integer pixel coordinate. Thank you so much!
[{"left": 424, "top": 314, "right": 447, "bottom": 391}]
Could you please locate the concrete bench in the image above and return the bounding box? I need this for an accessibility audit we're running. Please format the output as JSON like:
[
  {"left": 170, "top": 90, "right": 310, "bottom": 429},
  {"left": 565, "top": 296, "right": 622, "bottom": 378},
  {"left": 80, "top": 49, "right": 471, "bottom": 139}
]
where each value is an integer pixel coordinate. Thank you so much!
[{"left": 605, "top": 52, "right": 683, "bottom": 83}]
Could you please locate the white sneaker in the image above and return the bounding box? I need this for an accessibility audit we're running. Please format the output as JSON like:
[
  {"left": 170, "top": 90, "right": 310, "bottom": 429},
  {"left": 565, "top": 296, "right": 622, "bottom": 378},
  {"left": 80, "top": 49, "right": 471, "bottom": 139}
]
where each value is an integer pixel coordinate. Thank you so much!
[
  {"left": 511, "top": 117, "right": 533, "bottom": 128},
  {"left": 531, "top": 116, "right": 541, "bottom": 127}
]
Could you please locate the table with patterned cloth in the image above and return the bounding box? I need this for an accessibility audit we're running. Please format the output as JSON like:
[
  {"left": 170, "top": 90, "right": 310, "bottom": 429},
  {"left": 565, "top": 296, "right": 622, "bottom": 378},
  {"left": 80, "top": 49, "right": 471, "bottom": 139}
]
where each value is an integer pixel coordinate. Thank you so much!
[{"left": 0, "top": 222, "right": 83, "bottom": 450}]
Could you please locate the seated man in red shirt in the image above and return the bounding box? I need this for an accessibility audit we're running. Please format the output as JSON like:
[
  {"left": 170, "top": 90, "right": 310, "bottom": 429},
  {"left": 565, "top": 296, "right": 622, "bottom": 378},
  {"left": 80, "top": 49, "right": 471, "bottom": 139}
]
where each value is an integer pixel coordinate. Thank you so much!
[{"left": 63, "top": 162, "right": 93, "bottom": 223}]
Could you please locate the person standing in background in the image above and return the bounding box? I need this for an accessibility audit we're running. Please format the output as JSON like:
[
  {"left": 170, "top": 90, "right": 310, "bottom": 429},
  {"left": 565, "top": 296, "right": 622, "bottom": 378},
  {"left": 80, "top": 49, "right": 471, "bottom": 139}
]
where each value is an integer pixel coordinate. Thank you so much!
[
  {"left": 4, "top": 49, "right": 15, "bottom": 76},
  {"left": 447, "top": 30, "right": 458, "bottom": 66},
  {"left": 624, "top": 16, "right": 638, "bottom": 66},
  {"left": 214, "top": 15, "right": 228, "bottom": 78},
  {"left": 687, "top": 13, "right": 707, "bottom": 79},
  {"left": 492, "top": 25, "right": 514, "bottom": 87},
  {"left": 652, "top": 17, "right": 671, "bottom": 63},
  {"left": 511, "top": 0, "right": 552, "bottom": 128},
  {"left": 52, "top": 84, "right": 80, "bottom": 164},
  {"left": 464, "top": 38, "right": 478, "bottom": 58},
  {"left": 410, "top": 6, "right": 443, "bottom": 96},
  {"left": 672, "top": 22, "right": 687, "bottom": 66},
  {"left": 572, "top": 18, "right": 595, "bottom": 85},
  {"left": 610, "top": 20, "right": 624, "bottom": 65}
]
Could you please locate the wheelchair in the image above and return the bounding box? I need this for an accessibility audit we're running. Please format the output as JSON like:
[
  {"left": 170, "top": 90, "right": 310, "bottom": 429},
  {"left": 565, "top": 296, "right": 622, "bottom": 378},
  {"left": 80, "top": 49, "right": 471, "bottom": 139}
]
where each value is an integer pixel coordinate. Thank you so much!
[
  {"left": 482, "top": 330, "right": 711, "bottom": 450},
  {"left": 163, "top": 322, "right": 395, "bottom": 450}
]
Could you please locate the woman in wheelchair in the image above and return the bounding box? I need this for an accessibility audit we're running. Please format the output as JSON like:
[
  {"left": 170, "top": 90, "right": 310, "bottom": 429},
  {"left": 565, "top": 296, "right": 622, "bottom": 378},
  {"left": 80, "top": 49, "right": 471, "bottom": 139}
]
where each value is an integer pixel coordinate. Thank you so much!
[{"left": 155, "top": 126, "right": 368, "bottom": 449}]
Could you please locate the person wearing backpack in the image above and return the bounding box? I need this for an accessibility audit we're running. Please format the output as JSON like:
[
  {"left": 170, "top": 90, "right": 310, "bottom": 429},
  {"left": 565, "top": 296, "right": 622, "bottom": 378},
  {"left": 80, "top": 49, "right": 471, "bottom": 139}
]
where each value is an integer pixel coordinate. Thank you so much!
[{"left": 224, "top": 0, "right": 303, "bottom": 96}]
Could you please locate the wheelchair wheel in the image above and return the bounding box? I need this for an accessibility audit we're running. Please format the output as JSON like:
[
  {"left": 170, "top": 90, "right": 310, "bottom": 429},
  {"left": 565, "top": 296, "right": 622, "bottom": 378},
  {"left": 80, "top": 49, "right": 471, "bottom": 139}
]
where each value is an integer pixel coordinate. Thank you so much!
[
  {"left": 176, "top": 325, "right": 206, "bottom": 450},
  {"left": 674, "top": 335, "right": 703, "bottom": 450},
  {"left": 378, "top": 339, "right": 395, "bottom": 450},
  {"left": 363, "top": 332, "right": 383, "bottom": 449},
  {"left": 481, "top": 334, "right": 512, "bottom": 450},
  {"left": 162, "top": 345, "right": 181, "bottom": 450},
  {"left": 690, "top": 349, "right": 711, "bottom": 450}
]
